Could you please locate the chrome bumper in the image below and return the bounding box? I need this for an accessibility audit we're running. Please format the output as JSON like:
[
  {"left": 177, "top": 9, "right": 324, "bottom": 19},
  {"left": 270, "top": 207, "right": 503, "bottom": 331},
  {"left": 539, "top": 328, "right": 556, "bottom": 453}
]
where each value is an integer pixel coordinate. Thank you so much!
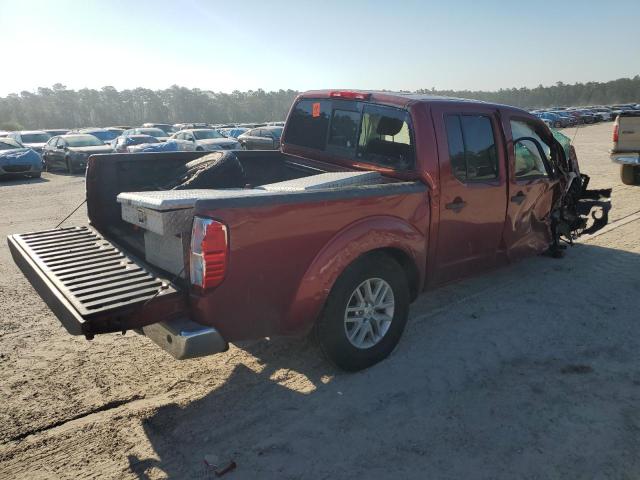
[
  {"left": 611, "top": 153, "right": 640, "bottom": 165},
  {"left": 142, "top": 317, "right": 228, "bottom": 360}
]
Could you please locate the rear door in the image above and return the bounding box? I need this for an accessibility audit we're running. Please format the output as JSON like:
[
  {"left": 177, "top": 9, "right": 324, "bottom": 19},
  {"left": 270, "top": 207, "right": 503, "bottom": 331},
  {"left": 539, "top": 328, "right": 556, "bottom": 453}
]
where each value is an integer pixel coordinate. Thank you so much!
[
  {"left": 431, "top": 105, "right": 508, "bottom": 284},
  {"left": 501, "top": 115, "right": 557, "bottom": 260}
]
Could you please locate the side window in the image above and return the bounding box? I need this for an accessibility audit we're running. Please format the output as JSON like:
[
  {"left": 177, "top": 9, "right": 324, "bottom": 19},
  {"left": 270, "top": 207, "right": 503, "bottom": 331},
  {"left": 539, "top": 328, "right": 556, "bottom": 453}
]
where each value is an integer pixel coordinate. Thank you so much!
[
  {"left": 510, "top": 120, "right": 550, "bottom": 178},
  {"left": 444, "top": 114, "right": 498, "bottom": 181},
  {"left": 284, "top": 99, "right": 331, "bottom": 150},
  {"left": 357, "top": 104, "right": 414, "bottom": 170},
  {"left": 328, "top": 109, "right": 360, "bottom": 150}
]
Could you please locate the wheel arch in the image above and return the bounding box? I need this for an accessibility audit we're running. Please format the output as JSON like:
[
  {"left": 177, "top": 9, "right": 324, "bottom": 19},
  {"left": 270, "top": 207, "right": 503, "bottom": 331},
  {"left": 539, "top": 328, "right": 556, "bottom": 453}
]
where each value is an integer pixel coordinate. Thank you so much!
[{"left": 282, "top": 215, "right": 427, "bottom": 335}]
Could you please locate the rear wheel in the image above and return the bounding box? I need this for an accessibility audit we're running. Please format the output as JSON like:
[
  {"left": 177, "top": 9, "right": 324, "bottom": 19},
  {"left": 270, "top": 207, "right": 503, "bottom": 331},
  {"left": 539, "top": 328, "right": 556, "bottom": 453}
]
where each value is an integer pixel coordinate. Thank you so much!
[
  {"left": 315, "top": 252, "right": 410, "bottom": 371},
  {"left": 621, "top": 165, "right": 640, "bottom": 185}
]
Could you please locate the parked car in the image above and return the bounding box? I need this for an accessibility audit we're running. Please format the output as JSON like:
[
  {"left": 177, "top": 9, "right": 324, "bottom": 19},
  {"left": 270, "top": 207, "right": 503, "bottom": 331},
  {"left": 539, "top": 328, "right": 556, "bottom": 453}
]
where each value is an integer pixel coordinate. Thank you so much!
[
  {"left": 42, "top": 134, "right": 113, "bottom": 173},
  {"left": 611, "top": 111, "right": 640, "bottom": 185},
  {"left": 43, "top": 129, "right": 70, "bottom": 137},
  {"left": 7, "top": 130, "right": 51, "bottom": 154},
  {"left": 590, "top": 107, "right": 613, "bottom": 121},
  {"left": 218, "top": 127, "right": 249, "bottom": 139},
  {"left": 78, "top": 128, "right": 121, "bottom": 145},
  {"left": 112, "top": 134, "right": 160, "bottom": 153},
  {"left": 142, "top": 123, "right": 177, "bottom": 135},
  {"left": 122, "top": 127, "right": 169, "bottom": 142},
  {"left": 536, "top": 112, "right": 564, "bottom": 128},
  {"left": 238, "top": 126, "right": 283, "bottom": 150},
  {"left": 170, "top": 128, "right": 240, "bottom": 151},
  {"left": 8, "top": 90, "right": 612, "bottom": 372},
  {"left": 0, "top": 137, "right": 43, "bottom": 178},
  {"left": 549, "top": 111, "right": 577, "bottom": 127}
]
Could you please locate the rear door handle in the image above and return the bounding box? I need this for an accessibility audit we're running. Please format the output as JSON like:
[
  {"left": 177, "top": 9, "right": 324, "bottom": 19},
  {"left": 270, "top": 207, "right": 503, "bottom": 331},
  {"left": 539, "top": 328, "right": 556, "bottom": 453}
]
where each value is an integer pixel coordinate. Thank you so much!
[
  {"left": 445, "top": 197, "right": 467, "bottom": 212},
  {"left": 511, "top": 191, "right": 526, "bottom": 205}
]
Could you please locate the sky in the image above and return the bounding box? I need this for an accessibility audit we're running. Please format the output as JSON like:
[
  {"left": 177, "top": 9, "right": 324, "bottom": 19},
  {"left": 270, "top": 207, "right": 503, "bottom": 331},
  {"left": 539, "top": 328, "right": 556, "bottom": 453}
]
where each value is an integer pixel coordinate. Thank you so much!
[{"left": 0, "top": 0, "right": 639, "bottom": 96}]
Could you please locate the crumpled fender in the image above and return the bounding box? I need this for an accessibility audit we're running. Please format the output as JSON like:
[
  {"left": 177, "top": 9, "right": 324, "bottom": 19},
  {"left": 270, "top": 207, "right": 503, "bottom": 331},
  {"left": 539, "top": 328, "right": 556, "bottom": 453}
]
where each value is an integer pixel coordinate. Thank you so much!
[{"left": 282, "top": 215, "right": 427, "bottom": 334}]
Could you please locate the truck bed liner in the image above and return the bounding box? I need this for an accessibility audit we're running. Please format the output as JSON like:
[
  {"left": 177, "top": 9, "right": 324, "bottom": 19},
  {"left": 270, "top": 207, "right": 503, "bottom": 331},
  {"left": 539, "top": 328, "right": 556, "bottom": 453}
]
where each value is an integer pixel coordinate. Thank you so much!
[{"left": 8, "top": 226, "right": 179, "bottom": 336}]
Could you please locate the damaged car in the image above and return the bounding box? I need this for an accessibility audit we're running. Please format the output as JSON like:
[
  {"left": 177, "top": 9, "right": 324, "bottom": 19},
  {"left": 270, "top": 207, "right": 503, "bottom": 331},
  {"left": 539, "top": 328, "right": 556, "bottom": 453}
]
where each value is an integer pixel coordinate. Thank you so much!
[{"left": 8, "top": 91, "right": 611, "bottom": 371}]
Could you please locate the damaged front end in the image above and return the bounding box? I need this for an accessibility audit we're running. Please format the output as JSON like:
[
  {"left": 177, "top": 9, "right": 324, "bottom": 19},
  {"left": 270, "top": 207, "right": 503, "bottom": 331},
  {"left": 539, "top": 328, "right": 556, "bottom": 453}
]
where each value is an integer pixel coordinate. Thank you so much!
[{"left": 550, "top": 136, "right": 612, "bottom": 253}]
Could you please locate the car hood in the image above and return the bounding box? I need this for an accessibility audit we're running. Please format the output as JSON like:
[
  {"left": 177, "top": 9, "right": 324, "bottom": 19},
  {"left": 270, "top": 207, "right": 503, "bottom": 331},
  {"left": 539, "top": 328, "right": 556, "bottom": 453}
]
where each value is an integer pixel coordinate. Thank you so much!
[
  {"left": 197, "top": 138, "right": 238, "bottom": 146},
  {"left": 68, "top": 145, "right": 114, "bottom": 154}
]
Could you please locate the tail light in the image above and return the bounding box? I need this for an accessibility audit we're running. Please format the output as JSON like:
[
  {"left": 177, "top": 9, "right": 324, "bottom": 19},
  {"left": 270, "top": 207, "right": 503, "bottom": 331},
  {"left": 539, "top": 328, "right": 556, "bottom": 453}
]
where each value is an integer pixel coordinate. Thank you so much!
[
  {"left": 329, "top": 91, "right": 371, "bottom": 100},
  {"left": 190, "top": 217, "right": 228, "bottom": 290},
  {"left": 613, "top": 124, "right": 619, "bottom": 143}
]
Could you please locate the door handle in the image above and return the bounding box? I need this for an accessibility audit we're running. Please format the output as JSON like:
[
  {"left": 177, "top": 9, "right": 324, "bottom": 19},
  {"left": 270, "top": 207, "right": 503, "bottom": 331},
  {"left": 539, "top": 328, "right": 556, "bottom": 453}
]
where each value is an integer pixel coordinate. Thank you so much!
[
  {"left": 445, "top": 197, "right": 467, "bottom": 213},
  {"left": 511, "top": 191, "right": 526, "bottom": 205}
]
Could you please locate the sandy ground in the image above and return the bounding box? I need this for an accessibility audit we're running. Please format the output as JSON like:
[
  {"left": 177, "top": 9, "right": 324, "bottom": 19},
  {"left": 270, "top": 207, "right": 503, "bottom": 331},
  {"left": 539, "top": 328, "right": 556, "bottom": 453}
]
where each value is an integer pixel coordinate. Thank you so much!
[{"left": 0, "top": 122, "right": 638, "bottom": 479}]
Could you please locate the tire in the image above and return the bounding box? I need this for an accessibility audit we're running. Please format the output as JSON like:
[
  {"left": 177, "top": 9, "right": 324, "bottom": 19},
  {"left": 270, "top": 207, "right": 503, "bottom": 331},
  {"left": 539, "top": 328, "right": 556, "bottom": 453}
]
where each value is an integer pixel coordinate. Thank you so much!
[
  {"left": 66, "top": 157, "right": 75, "bottom": 174},
  {"left": 29, "top": 172, "right": 41, "bottom": 178},
  {"left": 315, "top": 252, "right": 410, "bottom": 371},
  {"left": 621, "top": 165, "right": 640, "bottom": 185},
  {"left": 196, "top": 147, "right": 204, "bottom": 152}
]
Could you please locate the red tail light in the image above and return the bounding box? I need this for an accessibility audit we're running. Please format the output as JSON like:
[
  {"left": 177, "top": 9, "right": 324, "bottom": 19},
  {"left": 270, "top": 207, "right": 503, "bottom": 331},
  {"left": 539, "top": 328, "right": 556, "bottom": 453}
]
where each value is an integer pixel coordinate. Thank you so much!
[
  {"left": 613, "top": 124, "right": 619, "bottom": 143},
  {"left": 329, "top": 91, "right": 371, "bottom": 100},
  {"left": 190, "top": 217, "right": 228, "bottom": 290}
]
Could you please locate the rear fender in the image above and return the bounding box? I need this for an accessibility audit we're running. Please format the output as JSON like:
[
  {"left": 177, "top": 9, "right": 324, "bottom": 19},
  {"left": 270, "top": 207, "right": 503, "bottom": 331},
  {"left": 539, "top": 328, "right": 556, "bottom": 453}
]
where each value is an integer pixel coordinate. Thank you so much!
[{"left": 283, "top": 215, "right": 427, "bottom": 334}]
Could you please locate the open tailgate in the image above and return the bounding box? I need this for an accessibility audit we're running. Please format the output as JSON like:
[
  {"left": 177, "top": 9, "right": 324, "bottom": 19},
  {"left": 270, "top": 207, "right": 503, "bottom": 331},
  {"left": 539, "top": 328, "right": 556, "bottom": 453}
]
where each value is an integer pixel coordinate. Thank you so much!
[{"left": 8, "top": 226, "right": 184, "bottom": 337}]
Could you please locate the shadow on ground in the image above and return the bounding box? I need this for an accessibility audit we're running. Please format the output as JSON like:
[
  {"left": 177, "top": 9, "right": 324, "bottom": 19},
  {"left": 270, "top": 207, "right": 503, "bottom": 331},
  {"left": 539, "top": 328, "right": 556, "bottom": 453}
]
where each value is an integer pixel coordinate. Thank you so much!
[
  {"left": 130, "top": 244, "right": 640, "bottom": 479},
  {"left": 0, "top": 175, "right": 48, "bottom": 185}
]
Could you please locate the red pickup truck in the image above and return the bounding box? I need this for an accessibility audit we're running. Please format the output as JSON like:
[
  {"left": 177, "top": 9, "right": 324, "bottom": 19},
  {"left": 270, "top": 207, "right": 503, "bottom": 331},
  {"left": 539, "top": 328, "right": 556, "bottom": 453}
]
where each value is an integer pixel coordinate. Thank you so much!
[{"left": 8, "top": 91, "right": 610, "bottom": 371}]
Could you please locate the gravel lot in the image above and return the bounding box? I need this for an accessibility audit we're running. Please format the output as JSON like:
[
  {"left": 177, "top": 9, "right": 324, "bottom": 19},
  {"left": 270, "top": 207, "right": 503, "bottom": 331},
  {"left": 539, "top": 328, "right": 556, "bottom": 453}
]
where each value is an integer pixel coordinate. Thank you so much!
[{"left": 0, "top": 122, "right": 639, "bottom": 479}]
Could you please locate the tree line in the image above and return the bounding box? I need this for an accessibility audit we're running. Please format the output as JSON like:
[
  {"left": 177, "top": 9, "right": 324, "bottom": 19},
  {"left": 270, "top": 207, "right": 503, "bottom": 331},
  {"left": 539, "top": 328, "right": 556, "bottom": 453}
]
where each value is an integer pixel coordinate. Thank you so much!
[{"left": 1, "top": 76, "right": 639, "bottom": 131}]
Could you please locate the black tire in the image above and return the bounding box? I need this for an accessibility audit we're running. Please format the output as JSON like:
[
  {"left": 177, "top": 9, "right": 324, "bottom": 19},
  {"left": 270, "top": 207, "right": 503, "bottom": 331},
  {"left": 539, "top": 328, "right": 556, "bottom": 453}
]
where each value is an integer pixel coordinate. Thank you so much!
[
  {"left": 29, "top": 172, "right": 41, "bottom": 178},
  {"left": 315, "top": 252, "right": 410, "bottom": 371},
  {"left": 196, "top": 146, "right": 204, "bottom": 151},
  {"left": 621, "top": 165, "right": 640, "bottom": 185},
  {"left": 66, "top": 157, "right": 75, "bottom": 174}
]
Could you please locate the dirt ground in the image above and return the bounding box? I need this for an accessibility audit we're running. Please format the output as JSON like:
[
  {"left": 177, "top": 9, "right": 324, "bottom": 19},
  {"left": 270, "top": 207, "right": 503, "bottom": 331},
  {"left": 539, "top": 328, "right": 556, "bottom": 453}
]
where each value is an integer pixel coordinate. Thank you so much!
[{"left": 0, "top": 122, "right": 639, "bottom": 479}]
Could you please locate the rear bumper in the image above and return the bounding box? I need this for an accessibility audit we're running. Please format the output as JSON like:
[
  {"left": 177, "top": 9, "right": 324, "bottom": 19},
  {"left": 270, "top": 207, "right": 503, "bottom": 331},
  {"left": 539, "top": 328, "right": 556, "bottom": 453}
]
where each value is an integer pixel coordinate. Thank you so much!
[
  {"left": 611, "top": 152, "right": 640, "bottom": 165},
  {"left": 142, "top": 317, "right": 228, "bottom": 359}
]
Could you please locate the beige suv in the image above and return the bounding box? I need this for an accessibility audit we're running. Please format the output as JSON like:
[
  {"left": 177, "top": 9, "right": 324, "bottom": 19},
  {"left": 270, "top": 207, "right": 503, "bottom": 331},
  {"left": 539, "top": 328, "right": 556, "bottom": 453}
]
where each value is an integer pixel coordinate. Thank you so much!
[{"left": 611, "top": 112, "right": 640, "bottom": 185}]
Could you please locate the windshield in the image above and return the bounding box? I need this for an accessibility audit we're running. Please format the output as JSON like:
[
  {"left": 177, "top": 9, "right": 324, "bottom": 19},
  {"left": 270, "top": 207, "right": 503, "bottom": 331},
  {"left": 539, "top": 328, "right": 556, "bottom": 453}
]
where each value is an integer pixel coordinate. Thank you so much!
[
  {"left": 21, "top": 133, "right": 51, "bottom": 143},
  {"left": 0, "top": 139, "right": 23, "bottom": 150},
  {"left": 84, "top": 130, "right": 119, "bottom": 142},
  {"left": 137, "top": 128, "right": 166, "bottom": 138},
  {"left": 193, "top": 129, "right": 224, "bottom": 140},
  {"left": 268, "top": 127, "right": 283, "bottom": 139},
  {"left": 65, "top": 135, "right": 105, "bottom": 147}
]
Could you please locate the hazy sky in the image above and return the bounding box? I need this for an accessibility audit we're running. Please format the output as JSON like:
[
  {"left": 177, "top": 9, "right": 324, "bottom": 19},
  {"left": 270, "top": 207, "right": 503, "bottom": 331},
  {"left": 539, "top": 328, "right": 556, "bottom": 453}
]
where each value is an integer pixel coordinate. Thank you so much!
[{"left": 1, "top": 0, "right": 639, "bottom": 96}]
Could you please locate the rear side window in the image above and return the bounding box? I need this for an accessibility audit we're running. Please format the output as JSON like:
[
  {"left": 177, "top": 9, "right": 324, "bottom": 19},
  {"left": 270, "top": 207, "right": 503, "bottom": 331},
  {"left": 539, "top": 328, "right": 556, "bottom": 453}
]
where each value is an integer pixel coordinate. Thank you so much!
[
  {"left": 357, "top": 104, "right": 414, "bottom": 170},
  {"left": 444, "top": 114, "right": 498, "bottom": 182},
  {"left": 285, "top": 99, "right": 331, "bottom": 150}
]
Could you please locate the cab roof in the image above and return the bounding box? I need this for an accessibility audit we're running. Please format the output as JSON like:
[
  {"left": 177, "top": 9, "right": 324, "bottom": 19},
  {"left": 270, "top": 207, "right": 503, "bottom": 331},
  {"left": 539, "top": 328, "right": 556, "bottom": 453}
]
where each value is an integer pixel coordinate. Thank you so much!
[{"left": 298, "top": 89, "right": 528, "bottom": 114}]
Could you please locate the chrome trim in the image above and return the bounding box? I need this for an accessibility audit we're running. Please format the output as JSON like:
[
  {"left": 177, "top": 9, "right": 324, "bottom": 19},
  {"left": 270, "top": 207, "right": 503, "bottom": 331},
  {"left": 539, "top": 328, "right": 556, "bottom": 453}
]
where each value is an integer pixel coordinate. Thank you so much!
[
  {"left": 142, "top": 317, "right": 228, "bottom": 360},
  {"left": 611, "top": 153, "right": 640, "bottom": 165}
]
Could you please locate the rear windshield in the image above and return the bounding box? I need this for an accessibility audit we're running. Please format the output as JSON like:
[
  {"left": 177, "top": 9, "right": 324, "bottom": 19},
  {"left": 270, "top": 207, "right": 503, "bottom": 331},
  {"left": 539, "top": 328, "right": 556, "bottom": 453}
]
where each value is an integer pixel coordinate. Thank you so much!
[
  {"left": 21, "top": 133, "right": 51, "bottom": 143},
  {"left": 193, "top": 129, "right": 224, "bottom": 140},
  {"left": 65, "top": 135, "right": 105, "bottom": 147},
  {"left": 137, "top": 128, "right": 166, "bottom": 137},
  {"left": 284, "top": 99, "right": 415, "bottom": 170}
]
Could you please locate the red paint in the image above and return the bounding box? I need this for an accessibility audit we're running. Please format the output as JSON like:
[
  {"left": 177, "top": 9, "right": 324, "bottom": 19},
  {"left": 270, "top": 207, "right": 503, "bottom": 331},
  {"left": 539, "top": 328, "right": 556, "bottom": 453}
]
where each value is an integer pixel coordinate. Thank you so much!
[{"left": 183, "top": 91, "right": 562, "bottom": 342}]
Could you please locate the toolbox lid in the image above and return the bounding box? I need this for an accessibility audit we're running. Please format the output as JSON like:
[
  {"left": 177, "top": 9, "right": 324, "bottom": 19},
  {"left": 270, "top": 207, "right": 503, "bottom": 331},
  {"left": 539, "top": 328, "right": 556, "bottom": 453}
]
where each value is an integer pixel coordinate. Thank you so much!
[{"left": 117, "top": 189, "right": 267, "bottom": 211}]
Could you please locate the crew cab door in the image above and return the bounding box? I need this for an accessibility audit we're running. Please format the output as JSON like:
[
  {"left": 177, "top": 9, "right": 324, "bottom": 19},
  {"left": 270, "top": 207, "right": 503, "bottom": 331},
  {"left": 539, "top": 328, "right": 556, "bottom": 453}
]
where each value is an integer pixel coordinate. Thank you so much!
[
  {"left": 431, "top": 106, "right": 508, "bottom": 284},
  {"left": 501, "top": 115, "right": 557, "bottom": 260}
]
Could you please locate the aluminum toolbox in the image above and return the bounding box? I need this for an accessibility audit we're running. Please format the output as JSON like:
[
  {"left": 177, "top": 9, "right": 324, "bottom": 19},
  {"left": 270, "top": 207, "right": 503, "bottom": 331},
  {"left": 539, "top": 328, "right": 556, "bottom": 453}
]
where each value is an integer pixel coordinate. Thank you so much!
[
  {"left": 7, "top": 226, "right": 181, "bottom": 336},
  {"left": 117, "top": 189, "right": 267, "bottom": 235}
]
